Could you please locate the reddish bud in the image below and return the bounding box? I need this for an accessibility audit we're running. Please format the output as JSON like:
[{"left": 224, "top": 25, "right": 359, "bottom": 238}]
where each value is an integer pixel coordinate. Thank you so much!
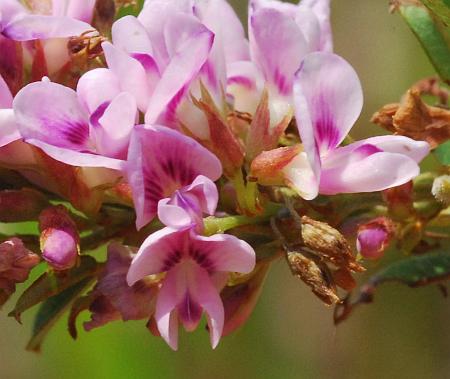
[
  {"left": 250, "top": 145, "right": 301, "bottom": 186},
  {"left": 356, "top": 217, "right": 395, "bottom": 260},
  {"left": 39, "top": 205, "right": 79, "bottom": 270}
]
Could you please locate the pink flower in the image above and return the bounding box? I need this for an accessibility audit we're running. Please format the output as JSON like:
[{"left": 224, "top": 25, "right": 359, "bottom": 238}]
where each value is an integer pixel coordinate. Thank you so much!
[
  {"left": 13, "top": 76, "right": 137, "bottom": 170},
  {"left": 0, "top": 0, "right": 94, "bottom": 41},
  {"left": 127, "top": 226, "right": 255, "bottom": 350},
  {"left": 284, "top": 52, "right": 429, "bottom": 199},
  {"left": 157, "top": 175, "right": 219, "bottom": 231},
  {"left": 126, "top": 124, "right": 222, "bottom": 229},
  {"left": 227, "top": 0, "right": 331, "bottom": 125}
]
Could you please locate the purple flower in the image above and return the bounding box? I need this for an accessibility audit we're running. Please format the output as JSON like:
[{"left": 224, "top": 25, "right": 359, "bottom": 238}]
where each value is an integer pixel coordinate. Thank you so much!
[
  {"left": 126, "top": 124, "right": 222, "bottom": 229},
  {"left": 127, "top": 226, "right": 255, "bottom": 350},
  {"left": 284, "top": 52, "right": 429, "bottom": 199},
  {"left": 227, "top": 0, "right": 331, "bottom": 125},
  {"left": 0, "top": 0, "right": 94, "bottom": 41},
  {"left": 13, "top": 76, "right": 137, "bottom": 170}
]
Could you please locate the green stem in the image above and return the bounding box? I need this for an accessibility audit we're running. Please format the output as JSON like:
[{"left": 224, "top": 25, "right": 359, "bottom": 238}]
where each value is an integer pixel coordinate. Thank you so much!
[{"left": 203, "top": 203, "right": 281, "bottom": 236}]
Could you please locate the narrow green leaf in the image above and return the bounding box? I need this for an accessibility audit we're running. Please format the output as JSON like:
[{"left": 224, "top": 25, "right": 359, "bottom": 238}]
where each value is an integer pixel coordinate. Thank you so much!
[
  {"left": 334, "top": 251, "right": 450, "bottom": 324},
  {"left": 435, "top": 140, "right": 450, "bottom": 164},
  {"left": 400, "top": 4, "right": 450, "bottom": 83},
  {"left": 9, "top": 256, "right": 98, "bottom": 322},
  {"left": 26, "top": 278, "right": 92, "bottom": 352},
  {"left": 420, "top": 0, "right": 450, "bottom": 26},
  {"left": 371, "top": 250, "right": 450, "bottom": 286}
]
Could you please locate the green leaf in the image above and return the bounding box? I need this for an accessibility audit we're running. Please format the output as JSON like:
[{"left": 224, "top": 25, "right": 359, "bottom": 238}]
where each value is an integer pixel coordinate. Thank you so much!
[
  {"left": 435, "top": 140, "right": 450, "bottom": 164},
  {"left": 26, "top": 278, "right": 92, "bottom": 352},
  {"left": 420, "top": 0, "right": 450, "bottom": 26},
  {"left": 334, "top": 251, "right": 450, "bottom": 324},
  {"left": 400, "top": 4, "right": 450, "bottom": 83},
  {"left": 371, "top": 251, "right": 450, "bottom": 286},
  {"left": 9, "top": 256, "right": 98, "bottom": 322}
]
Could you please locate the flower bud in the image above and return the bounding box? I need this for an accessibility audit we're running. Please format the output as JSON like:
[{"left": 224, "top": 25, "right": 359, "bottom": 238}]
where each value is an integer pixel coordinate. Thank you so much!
[
  {"left": 0, "top": 238, "right": 40, "bottom": 306},
  {"left": 356, "top": 217, "right": 395, "bottom": 260},
  {"left": 431, "top": 175, "right": 450, "bottom": 206},
  {"left": 39, "top": 205, "right": 79, "bottom": 270}
]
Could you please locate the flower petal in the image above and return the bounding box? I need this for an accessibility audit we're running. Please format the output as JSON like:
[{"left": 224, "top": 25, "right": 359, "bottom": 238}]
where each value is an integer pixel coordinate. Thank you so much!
[
  {"left": 52, "top": 0, "right": 96, "bottom": 23},
  {"left": 282, "top": 151, "right": 319, "bottom": 200},
  {"left": 3, "top": 14, "right": 92, "bottom": 40},
  {"left": 127, "top": 227, "right": 184, "bottom": 285},
  {"left": 157, "top": 175, "right": 218, "bottom": 229},
  {"left": 93, "top": 92, "right": 137, "bottom": 159},
  {"left": 0, "top": 74, "right": 12, "bottom": 108},
  {"left": 13, "top": 80, "right": 90, "bottom": 151},
  {"left": 194, "top": 0, "right": 249, "bottom": 64},
  {"left": 25, "top": 138, "right": 125, "bottom": 170},
  {"left": 127, "top": 125, "right": 222, "bottom": 229},
  {"left": 144, "top": 14, "right": 214, "bottom": 124},
  {"left": 102, "top": 41, "right": 152, "bottom": 113},
  {"left": 154, "top": 264, "right": 183, "bottom": 350},
  {"left": 294, "top": 52, "right": 363, "bottom": 156},
  {"left": 111, "top": 15, "right": 153, "bottom": 55},
  {"left": 0, "top": 108, "right": 20, "bottom": 147},
  {"left": 300, "top": 0, "right": 333, "bottom": 52},
  {"left": 320, "top": 151, "right": 420, "bottom": 194},
  {"left": 250, "top": 7, "right": 309, "bottom": 96},
  {"left": 193, "top": 233, "right": 256, "bottom": 274},
  {"left": 186, "top": 262, "right": 224, "bottom": 349},
  {"left": 77, "top": 68, "right": 121, "bottom": 114}
]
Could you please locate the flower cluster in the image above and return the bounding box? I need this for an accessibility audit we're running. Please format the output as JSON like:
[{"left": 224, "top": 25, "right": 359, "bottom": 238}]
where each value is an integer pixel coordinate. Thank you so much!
[{"left": 0, "top": 0, "right": 440, "bottom": 352}]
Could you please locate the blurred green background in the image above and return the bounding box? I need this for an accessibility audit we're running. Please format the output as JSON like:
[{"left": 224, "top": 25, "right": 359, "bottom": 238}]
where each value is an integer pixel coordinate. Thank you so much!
[{"left": 2, "top": 1, "right": 449, "bottom": 378}]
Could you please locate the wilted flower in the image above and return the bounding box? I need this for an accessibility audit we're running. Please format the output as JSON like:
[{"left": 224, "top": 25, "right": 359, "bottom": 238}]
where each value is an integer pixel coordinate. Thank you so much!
[
  {"left": 84, "top": 243, "right": 157, "bottom": 331},
  {"left": 0, "top": 238, "right": 40, "bottom": 305}
]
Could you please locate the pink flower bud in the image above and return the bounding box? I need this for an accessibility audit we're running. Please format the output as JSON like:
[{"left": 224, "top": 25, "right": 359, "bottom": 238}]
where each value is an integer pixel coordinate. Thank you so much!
[
  {"left": 39, "top": 205, "right": 79, "bottom": 270},
  {"left": 356, "top": 218, "right": 395, "bottom": 260}
]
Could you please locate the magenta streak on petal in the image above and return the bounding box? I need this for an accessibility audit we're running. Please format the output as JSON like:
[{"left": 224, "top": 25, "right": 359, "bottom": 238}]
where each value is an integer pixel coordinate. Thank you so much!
[
  {"left": 313, "top": 93, "right": 339, "bottom": 153},
  {"left": 273, "top": 68, "right": 290, "bottom": 96},
  {"left": 227, "top": 76, "right": 256, "bottom": 90},
  {"left": 201, "top": 60, "right": 218, "bottom": 91},
  {"left": 39, "top": 117, "right": 89, "bottom": 147},
  {"left": 89, "top": 101, "right": 110, "bottom": 129},
  {"left": 353, "top": 143, "right": 382, "bottom": 157},
  {"left": 130, "top": 53, "right": 160, "bottom": 74},
  {"left": 161, "top": 245, "right": 215, "bottom": 273},
  {"left": 163, "top": 85, "right": 188, "bottom": 125},
  {"left": 177, "top": 291, "right": 203, "bottom": 331}
]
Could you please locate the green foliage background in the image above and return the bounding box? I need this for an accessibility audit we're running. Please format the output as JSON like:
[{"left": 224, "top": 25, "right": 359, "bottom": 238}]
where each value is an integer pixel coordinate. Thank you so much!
[{"left": 2, "top": 1, "right": 449, "bottom": 378}]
